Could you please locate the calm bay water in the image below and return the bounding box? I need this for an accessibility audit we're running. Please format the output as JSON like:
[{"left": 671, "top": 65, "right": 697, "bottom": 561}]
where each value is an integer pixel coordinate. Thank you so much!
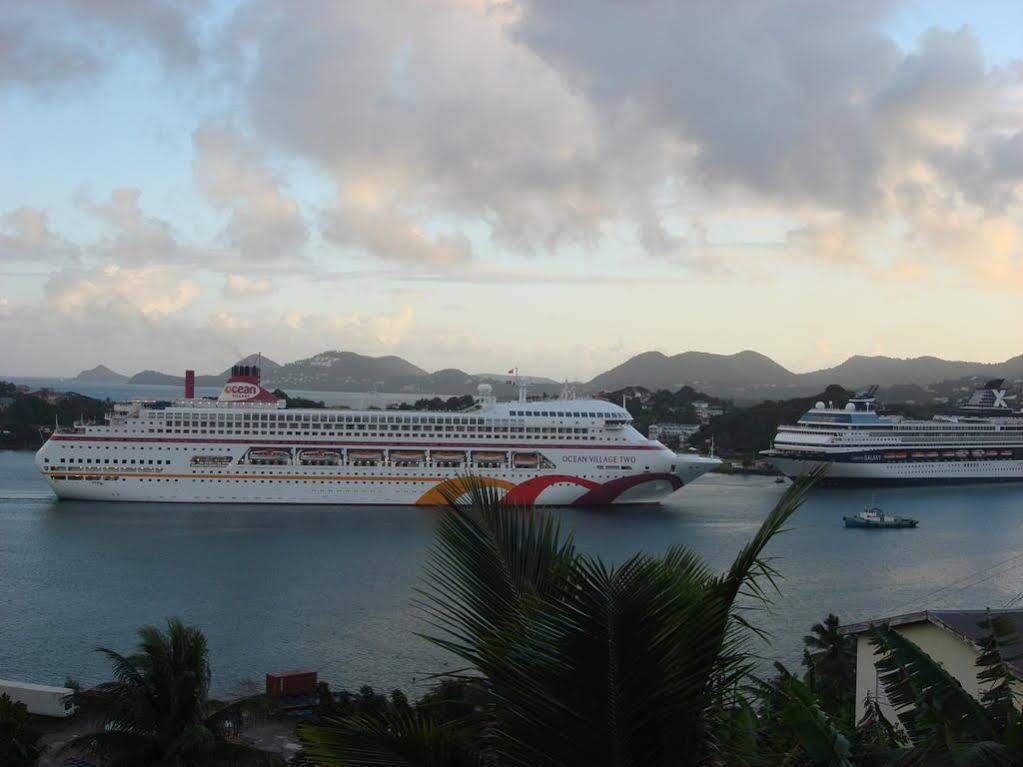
[{"left": 4, "top": 448, "right": 1023, "bottom": 697}]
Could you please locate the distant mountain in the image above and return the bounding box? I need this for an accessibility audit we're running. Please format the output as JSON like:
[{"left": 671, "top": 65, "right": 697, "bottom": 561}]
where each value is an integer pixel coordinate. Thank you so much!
[
  {"left": 128, "top": 370, "right": 225, "bottom": 387},
  {"left": 88, "top": 348, "right": 1023, "bottom": 401},
  {"left": 267, "top": 351, "right": 428, "bottom": 391},
  {"left": 801, "top": 354, "right": 1023, "bottom": 387},
  {"left": 585, "top": 350, "right": 1023, "bottom": 401},
  {"left": 589, "top": 350, "right": 796, "bottom": 391},
  {"left": 74, "top": 364, "right": 128, "bottom": 383}
]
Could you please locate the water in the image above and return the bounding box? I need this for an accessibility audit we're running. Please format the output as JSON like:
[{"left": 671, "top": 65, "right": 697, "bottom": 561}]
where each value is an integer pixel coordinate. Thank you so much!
[
  {"left": 3, "top": 449, "right": 1023, "bottom": 697},
  {"left": 2, "top": 378, "right": 453, "bottom": 408}
]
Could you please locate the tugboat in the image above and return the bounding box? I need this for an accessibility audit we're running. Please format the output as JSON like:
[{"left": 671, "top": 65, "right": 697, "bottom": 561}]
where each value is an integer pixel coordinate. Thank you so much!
[{"left": 843, "top": 507, "right": 918, "bottom": 529}]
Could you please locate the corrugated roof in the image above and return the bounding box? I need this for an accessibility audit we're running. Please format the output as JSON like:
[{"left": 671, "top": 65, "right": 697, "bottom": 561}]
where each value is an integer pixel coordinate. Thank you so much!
[{"left": 840, "top": 609, "right": 1023, "bottom": 676}]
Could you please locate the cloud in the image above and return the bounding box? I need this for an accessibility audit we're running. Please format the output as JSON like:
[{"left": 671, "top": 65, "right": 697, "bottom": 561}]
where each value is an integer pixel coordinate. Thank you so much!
[
  {"left": 193, "top": 124, "right": 308, "bottom": 261},
  {"left": 44, "top": 264, "right": 201, "bottom": 316},
  {"left": 279, "top": 306, "right": 416, "bottom": 348},
  {"left": 232, "top": 0, "right": 620, "bottom": 261},
  {"left": 0, "top": 0, "right": 206, "bottom": 92},
  {"left": 321, "top": 206, "right": 472, "bottom": 268},
  {"left": 0, "top": 12, "right": 104, "bottom": 91},
  {"left": 81, "top": 187, "right": 204, "bottom": 266},
  {"left": 0, "top": 207, "right": 78, "bottom": 263},
  {"left": 222, "top": 274, "right": 274, "bottom": 298}
]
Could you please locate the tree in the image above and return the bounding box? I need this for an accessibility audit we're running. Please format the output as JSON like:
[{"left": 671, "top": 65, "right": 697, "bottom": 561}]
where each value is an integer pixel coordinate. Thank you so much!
[
  {"left": 298, "top": 467, "right": 826, "bottom": 766},
  {"left": 0, "top": 693, "right": 42, "bottom": 767},
  {"left": 62, "top": 618, "right": 281, "bottom": 767},
  {"left": 803, "top": 613, "right": 857, "bottom": 720}
]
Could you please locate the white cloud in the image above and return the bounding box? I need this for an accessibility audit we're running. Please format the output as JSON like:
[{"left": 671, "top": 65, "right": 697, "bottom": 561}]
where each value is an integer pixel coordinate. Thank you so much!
[
  {"left": 0, "top": 0, "right": 206, "bottom": 92},
  {"left": 222, "top": 274, "right": 274, "bottom": 298},
  {"left": 0, "top": 207, "right": 78, "bottom": 263},
  {"left": 193, "top": 124, "right": 308, "bottom": 262},
  {"left": 81, "top": 187, "right": 204, "bottom": 266},
  {"left": 44, "top": 265, "right": 201, "bottom": 316}
]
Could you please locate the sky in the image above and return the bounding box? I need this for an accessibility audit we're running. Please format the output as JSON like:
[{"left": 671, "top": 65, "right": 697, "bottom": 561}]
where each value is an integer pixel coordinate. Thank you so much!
[{"left": 1, "top": 0, "right": 1022, "bottom": 380}]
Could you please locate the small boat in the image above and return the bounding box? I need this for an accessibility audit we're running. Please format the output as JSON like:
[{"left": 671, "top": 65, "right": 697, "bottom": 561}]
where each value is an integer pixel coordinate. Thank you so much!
[
  {"left": 843, "top": 507, "right": 918, "bottom": 529},
  {"left": 774, "top": 477, "right": 786, "bottom": 484}
]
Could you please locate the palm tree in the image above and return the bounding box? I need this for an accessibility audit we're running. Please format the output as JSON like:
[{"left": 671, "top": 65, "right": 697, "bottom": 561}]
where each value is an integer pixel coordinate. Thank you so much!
[
  {"left": 803, "top": 613, "right": 856, "bottom": 718},
  {"left": 299, "top": 467, "right": 826, "bottom": 766},
  {"left": 62, "top": 618, "right": 281, "bottom": 767}
]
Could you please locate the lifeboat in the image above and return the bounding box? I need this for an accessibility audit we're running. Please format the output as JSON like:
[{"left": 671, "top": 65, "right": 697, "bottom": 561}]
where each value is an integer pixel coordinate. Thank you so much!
[
  {"left": 513, "top": 452, "right": 540, "bottom": 468},
  {"left": 248, "top": 448, "right": 291, "bottom": 465},
  {"left": 432, "top": 451, "right": 466, "bottom": 466},
  {"left": 299, "top": 449, "right": 341, "bottom": 465},
  {"left": 941, "top": 451, "right": 957, "bottom": 457},
  {"left": 349, "top": 449, "right": 384, "bottom": 465},
  {"left": 955, "top": 450, "right": 970, "bottom": 458},
  {"left": 972, "top": 449, "right": 987, "bottom": 458},
  {"left": 1000, "top": 450, "right": 1013, "bottom": 457},
  {"left": 472, "top": 451, "right": 506, "bottom": 466},
  {"left": 391, "top": 450, "right": 426, "bottom": 465}
]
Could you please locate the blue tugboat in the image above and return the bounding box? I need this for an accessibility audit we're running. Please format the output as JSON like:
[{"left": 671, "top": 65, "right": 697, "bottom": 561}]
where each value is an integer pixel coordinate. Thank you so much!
[{"left": 843, "top": 507, "right": 918, "bottom": 529}]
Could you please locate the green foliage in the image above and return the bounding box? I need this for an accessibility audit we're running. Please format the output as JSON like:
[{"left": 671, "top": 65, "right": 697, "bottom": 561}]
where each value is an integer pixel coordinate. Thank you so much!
[
  {"left": 753, "top": 663, "right": 854, "bottom": 766},
  {"left": 272, "top": 389, "right": 326, "bottom": 409},
  {"left": 61, "top": 618, "right": 281, "bottom": 767},
  {"left": 599, "top": 385, "right": 724, "bottom": 440},
  {"left": 390, "top": 395, "right": 476, "bottom": 412},
  {"left": 803, "top": 614, "right": 857, "bottom": 720},
  {"left": 0, "top": 381, "right": 113, "bottom": 447},
  {"left": 0, "top": 693, "right": 42, "bottom": 767},
  {"left": 692, "top": 385, "right": 854, "bottom": 457},
  {"left": 300, "top": 468, "right": 825, "bottom": 767},
  {"left": 976, "top": 611, "right": 1023, "bottom": 731},
  {"left": 299, "top": 710, "right": 486, "bottom": 767}
]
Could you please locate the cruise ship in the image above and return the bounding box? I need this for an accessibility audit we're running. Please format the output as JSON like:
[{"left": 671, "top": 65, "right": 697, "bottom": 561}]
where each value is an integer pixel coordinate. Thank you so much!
[
  {"left": 762, "top": 381, "right": 1023, "bottom": 486},
  {"left": 34, "top": 366, "right": 721, "bottom": 505}
]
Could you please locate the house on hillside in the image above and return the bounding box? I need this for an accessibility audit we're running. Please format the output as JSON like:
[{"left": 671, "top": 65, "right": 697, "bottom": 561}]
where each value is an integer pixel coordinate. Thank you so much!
[
  {"left": 839, "top": 610, "right": 1023, "bottom": 725},
  {"left": 648, "top": 422, "right": 701, "bottom": 444}
]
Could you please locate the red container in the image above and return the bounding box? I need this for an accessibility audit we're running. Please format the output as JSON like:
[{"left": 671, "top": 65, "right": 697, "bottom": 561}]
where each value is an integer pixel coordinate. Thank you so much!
[{"left": 266, "top": 670, "right": 317, "bottom": 698}]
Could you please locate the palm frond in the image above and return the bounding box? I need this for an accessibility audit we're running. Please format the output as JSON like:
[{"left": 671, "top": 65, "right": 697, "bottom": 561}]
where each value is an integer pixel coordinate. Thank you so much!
[
  {"left": 58, "top": 730, "right": 154, "bottom": 763},
  {"left": 205, "top": 693, "right": 278, "bottom": 736},
  {"left": 975, "top": 609, "right": 1023, "bottom": 731},
  {"left": 716, "top": 465, "right": 825, "bottom": 608},
  {"left": 869, "top": 624, "right": 997, "bottom": 746},
  {"left": 414, "top": 475, "right": 575, "bottom": 672},
  {"left": 764, "top": 663, "right": 854, "bottom": 766},
  {"left": 298, "top": 711, "right": 486, "bottom": 767}
]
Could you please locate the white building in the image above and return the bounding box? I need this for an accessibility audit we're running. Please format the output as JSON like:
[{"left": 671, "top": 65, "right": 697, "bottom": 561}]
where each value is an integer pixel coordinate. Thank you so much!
[{"left": 648, "top": 422, "right": 701, "bottom": 444}]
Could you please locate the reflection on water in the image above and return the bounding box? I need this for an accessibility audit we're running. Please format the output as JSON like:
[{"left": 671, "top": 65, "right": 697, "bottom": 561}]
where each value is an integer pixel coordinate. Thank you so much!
[{"left": 3, "top": 450, "right": 1023, "bottom": 694}]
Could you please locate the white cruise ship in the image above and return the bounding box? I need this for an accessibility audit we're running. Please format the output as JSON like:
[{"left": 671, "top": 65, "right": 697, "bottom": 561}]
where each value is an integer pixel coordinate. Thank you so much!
[
  {"left": 762, "top": 381, "right": 1023, "bottom": 486},
  {"left": 34, "top": 366, "right": 721, "bottom": 506}
]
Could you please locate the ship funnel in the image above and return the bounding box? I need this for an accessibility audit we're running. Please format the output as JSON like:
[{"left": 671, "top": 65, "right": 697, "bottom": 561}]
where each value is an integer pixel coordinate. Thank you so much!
[{"left": 184, "top": 369, "right": 195, "bottom": 399}]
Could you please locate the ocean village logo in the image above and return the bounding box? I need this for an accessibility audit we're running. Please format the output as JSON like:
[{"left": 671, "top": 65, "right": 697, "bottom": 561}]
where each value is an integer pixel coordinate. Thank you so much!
[
  {"left": 219, "top": 382, "right": 261, "bottom": 401},
  {"left": 563, "top": 454, "right": 636, "bottom": 464}
]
